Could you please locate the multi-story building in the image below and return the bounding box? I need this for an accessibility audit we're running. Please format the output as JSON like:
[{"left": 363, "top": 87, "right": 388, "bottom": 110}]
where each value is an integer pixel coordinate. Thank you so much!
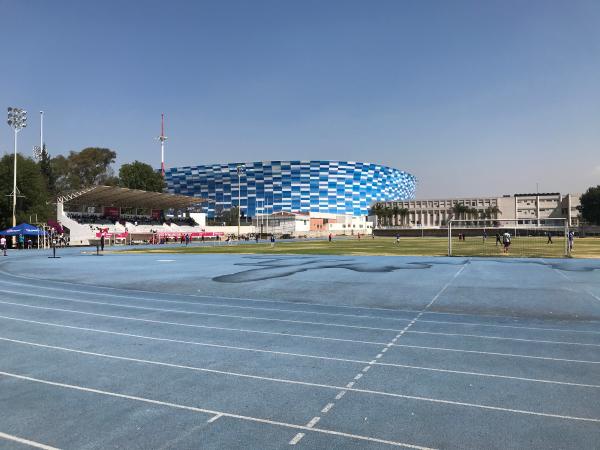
[
  {"left": 377, "top": 193, "right": 581, "bottom": 228},
  {"left": 165, "top": 160, "right": 416, "bottom": 218}
]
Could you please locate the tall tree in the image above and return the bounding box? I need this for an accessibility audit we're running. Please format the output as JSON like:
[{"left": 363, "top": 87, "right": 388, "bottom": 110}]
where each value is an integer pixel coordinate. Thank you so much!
[
  {"left": 51, "top": 147, "right": 117, "bottom": 192},
  {"left": 38, "top": 144, "right": 56, "bottom": 195},
  {"left": 0, "top": 154, "right": 52, "bottom": 229},
  {"left": 119, "top": 161, "right": 165, "bottom": 192},
  {"left": 579, "top": 186, "right": 600, "bottom": 225}
]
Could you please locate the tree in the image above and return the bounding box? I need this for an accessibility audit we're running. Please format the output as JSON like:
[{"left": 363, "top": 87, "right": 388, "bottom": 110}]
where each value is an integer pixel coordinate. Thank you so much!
[
  {"left": 119, "top": 161, "right": 165, "bottom": 192},
  {"left": 52, "top": 147, "right": 117, "bottom": 191},
  {"left": 398, "top": 207, "right": 409, "bottom": 226},
  {"left": 0, "top": 154, "right": 53, "bottom": 229},
  {"left": 392, "top": 206, "right": 400, "bottom": 226},
  {"left": 38, "top": 144, "right": 56, "bottom": 195},
  {"left": 579, "top": 186, "right": 600, "bottom": 225}
]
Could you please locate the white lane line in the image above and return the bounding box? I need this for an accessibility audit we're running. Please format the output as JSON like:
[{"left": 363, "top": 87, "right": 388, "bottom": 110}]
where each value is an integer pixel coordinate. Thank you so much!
[
  {"left": 306, "top": 417, "right": 321, "bottom": 428},
  {"left": 0, "top": 370, "right": 432, "bottom": 450},
  {"left": 11, "top": 334, "right": 600, "bottom": 422},
  {"left": 405, "top": 330, "right": 600, "bottom": 347},
  {"left": 416, "top": 318, "right": 600, "bottom": 336},
  {"left": 424, "top": 266, "right": 466, "bottom": 310},
  {"left": 4, "top": 264, "right": 600, "bottom": 326},
  {"left": 0, "top": 304, "right": 597, "bottom": 366},
  {"left": 335, "top": 391, "right": 347, "bottom": 400},
  {"left": 207, "top": 413, "right": 222, "bottom": 423},
  {"left": 362, "top": 366, "right": 371, "bottom": 373},
  {"left": 376, "top": 354, "right": 383, "bottom": 359},
  {"left": 0, "top": 279, "right": 415, "bottom": 324},
  {"left": 354, "top": 374, "right": 363, "bottom": 381},
  {"left": 557, "top": 269, "right": 600, "bottom": 305},
  {"left": 156, "top": 260, "right": 176, "bottom": 263},
  {"left": 391, "top": 343, "right": 600, "bottom": 364},
  {"left": 321, "top": 403, "right": 335, "bottom": 414},
  {"left": 0, "top": 300, "right": 389, "bottom": 347},
  {"left": 382, "top": 347, "right": 389, "bottom": 353},
  {"left": 0, "top": 288, "right": 402, "bottom": 334},
  {"left": 0, "top": 431, "right": 60, "bottom": 450},
  {"left": 288, "top": 433, "right": 305, "bottom": 445}
]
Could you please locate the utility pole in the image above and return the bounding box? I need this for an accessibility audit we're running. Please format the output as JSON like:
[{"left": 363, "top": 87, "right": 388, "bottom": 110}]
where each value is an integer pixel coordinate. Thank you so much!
[
  {"left": 158, "top": 114, "right": 168, "bottom": 177},
  {"left": 7, "top": 107, "right": 27, "bottom": 245}
]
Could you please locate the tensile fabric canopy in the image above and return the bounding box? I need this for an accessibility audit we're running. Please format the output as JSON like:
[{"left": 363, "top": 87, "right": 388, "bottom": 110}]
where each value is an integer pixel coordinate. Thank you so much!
[{"left": 0, "top": 223, "right": 47, "bottom": 236}]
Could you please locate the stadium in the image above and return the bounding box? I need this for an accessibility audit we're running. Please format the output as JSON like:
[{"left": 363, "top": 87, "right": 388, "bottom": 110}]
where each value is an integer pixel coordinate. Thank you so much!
[{"left": 164, "top": 160, "right": 417, "bottom": 217}]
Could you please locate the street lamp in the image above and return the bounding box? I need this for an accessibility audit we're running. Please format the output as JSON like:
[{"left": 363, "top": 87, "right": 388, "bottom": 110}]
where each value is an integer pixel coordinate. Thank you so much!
[
  {"left": 7, "top": 107, "right": 27, "bottom": 242},
  {"left": 236, "top": 164, "right": 245, "bottom": 239}
]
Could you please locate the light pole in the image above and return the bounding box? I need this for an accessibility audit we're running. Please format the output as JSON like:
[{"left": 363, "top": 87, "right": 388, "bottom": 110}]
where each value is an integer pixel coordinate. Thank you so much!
[
  {"left": 7, "top": 107, "right": 27, "bottom": 244},
  {"left": 236, "top": 164, "right": 245, "bottom": 239}
]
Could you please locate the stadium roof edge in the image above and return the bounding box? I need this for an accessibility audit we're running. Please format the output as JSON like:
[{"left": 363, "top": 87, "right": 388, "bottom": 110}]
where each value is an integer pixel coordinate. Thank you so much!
[{"left": 56, "top": 185, "right": 206, "bottom": 210}]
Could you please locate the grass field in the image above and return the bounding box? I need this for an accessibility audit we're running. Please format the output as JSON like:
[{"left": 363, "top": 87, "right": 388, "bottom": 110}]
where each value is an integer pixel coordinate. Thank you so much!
[{"left": 124, "top": 236, "right": 600, "bottom": 258}]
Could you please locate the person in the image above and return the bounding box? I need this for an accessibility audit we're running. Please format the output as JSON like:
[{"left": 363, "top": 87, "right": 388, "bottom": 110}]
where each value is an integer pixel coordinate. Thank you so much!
[
  {"left": 0, "top": 236, "right": 6, "bottom": 256},
  {"left": 270, "top": 234, "right": 275, "bottom": 247},
  {"left": 547, "top": 231, "right": 553, "bottom": 244},
  {"left": 255, "top": 234, "right": 259, "bottom": 244},
  {"left": 18, "top": 234, "right": 24, "bottom": 250},
  {"left": 482, "top": 230, "right": 488, "bottom": 242},
  {"left": 395, "top": 233, "right": 400, "bottom": 244},
  {"left": 502, "top": 232, "right": 511, "bottom": 254},
  {"left": 495, "top": 233, "right": 502, "bottom": 246},
  {"left": 568, "top": 230, "right": 574, "bottom": 252},
  {"left": 185, "top": 233, "right": 190, "bottom": 246},
  {"left": 357, "top": 233, "right": 360, "bottom": 240},
  {"left": 328, "top": 233, "right": 332, "bottom": 242}
]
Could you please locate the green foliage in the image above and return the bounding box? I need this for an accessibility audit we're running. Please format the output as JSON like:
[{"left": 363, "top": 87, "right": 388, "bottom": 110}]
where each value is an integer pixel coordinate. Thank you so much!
[
  {"left": 119, "top": 161, "right": 165, "bottom": 192},
  {"left": 38, "top": 144, "right": 56, "bottom": 195},
  {"left": 52, "top": 147, "right": 117, "bottom": 191},
  {"left": 579, "top": 186, "right": 600, "bottom": 225},
  {"left": 0, "top": 154, "right": 52, "bottom": 229}
]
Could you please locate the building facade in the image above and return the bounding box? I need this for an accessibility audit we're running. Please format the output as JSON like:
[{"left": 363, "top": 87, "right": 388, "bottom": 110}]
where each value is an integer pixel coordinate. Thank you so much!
[
  {"left": 165, "top": 160, "right": 416, "bottom": 217},
  {"left": 377, "top": 193, "right": 581, "bottom": 228}
]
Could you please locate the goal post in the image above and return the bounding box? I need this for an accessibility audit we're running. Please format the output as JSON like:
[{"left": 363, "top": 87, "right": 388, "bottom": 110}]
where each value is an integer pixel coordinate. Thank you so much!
[{"left": 448, "top": 218, "right": 569, "bottom": 258}]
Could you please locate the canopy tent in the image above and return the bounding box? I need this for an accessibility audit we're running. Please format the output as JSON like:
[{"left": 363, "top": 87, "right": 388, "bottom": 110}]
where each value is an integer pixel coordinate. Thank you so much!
[{"left": 0, "top": 223, "right": 47, "bottom": 236}]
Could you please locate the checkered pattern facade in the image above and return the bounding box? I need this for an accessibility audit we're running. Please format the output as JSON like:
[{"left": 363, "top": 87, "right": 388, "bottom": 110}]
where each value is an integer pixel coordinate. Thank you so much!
[{"left": 165, "top": 161, "right": 416, "bottom": 217}]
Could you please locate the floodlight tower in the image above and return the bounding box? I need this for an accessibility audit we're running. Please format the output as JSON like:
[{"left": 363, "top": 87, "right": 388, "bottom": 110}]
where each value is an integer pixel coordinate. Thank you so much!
[
  {"left": 158, "top": 113, "right": 168, "bottom": 177},
  {"left": 7, "top": 107, "right": 27, "bottom": 233}
]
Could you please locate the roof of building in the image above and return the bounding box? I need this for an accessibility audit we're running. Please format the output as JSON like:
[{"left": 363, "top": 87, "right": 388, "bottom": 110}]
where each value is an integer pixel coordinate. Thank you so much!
[{"left": 57, "top": 186, "right": 205, "bottom": 210}]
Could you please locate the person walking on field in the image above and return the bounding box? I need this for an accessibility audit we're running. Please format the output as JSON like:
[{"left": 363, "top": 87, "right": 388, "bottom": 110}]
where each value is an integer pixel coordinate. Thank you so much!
[
  {"left": 547, "top": 232, "right": 553, "bottom": 244},
  {"left": 328, "top": 233, "right": 332, "bottom": 242},
  {"left": 395, "top": 233, "right": 400, "bottom": 245},
  {"left": 568, "top": 230, "right": 575, "bottom": 252},
  {"left": 270, "top": 234, "right": 275, "bottom": 248},
  {"left": 502, "top": 232, "right": 511, "bottom": 254},
  {"left": 495, "top": 232, "right": 502, "bottom": 246}
]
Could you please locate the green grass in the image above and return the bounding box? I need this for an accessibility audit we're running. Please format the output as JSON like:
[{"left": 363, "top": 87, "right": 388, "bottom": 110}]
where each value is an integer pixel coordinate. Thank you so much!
[{"left": 122, "top": 236, "right": 600, "bottom": 258}]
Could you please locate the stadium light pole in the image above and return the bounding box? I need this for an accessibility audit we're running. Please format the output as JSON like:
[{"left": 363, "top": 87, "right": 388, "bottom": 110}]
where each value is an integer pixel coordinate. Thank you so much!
[
  {"left": 236, "top": 164, "right": 245, "bottom": 239},
  {"left": 7, "top": 107, "right": 27, "bottom": 245}
]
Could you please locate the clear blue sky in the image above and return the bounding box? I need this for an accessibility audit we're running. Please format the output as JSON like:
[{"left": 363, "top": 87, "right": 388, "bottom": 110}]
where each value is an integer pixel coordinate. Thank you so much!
[{"left": 1, "top": 0, "right": 599, "bottom": 198}]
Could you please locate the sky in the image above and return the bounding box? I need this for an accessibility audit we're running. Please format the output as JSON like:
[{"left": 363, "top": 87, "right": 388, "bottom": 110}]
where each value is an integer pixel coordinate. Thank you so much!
[{"left": 1, "top": 0, "right": 599, "bottom": 198}]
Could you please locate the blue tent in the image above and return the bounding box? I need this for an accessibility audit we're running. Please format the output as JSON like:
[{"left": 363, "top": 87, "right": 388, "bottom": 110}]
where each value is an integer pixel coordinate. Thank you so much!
[{"left": 0, "top": 223, "right": 47, "bottom": 236}]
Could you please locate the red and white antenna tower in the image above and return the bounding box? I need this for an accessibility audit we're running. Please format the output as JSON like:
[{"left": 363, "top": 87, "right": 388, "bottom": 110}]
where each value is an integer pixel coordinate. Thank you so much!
[{"left": 158, "top": 113, "right": 168, "bottom": 177}]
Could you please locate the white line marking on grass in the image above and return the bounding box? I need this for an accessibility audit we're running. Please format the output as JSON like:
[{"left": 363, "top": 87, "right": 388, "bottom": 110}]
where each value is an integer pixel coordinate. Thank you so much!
[
  {"left": 207, "top": 413, "right": 222, "bottom": 423},
  {"left": 0, "top": 288, "right": 403, "bottom": 334},
  {"left": 0, "top": 370, "right": 432, "bottom": 449},
  {"left": 0, "top": 432, "right": 60, "bottom": 450},
  {"left": 321, "top": 403, "right": 335, "bottom": 414},
  {"left": 405, "top": 330, "right": 600, "bottom": 347},
  {"left": 288, "top": 433, "right": 305, "bottom": 445},
  {"left": 306, "top": 417, "right": 320, "bottom": 428}
]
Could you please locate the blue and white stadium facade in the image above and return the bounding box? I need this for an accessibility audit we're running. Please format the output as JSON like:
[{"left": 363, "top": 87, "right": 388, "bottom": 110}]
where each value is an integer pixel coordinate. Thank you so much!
[{"left": 165, "top": 161, "right": 416, "bottom": 217}]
